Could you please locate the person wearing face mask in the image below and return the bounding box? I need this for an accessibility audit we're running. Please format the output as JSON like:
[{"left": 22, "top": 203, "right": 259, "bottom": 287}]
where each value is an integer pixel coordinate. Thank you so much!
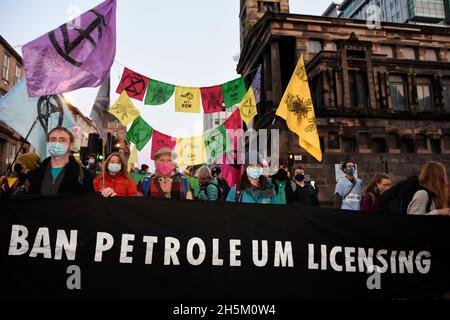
[
  {"left": 270, "top": 161, "right": 294, "bottom": 204},
  {"left": 86, "top": 154, "right": 101, "bottom": 179},
  {"left": 334, "top": 160, "right": 364, "bottom": 211},
  {"left": 27, "top": 127, "right": 93, "bottom": 195},
  {"left": 291, "top": 170, "right": 319, "bottom": 207},
  {"left": 226, "top": 151, "right": 279, "bottom": 204},
  {"left": 93, "top": 153, "right": 137, "bottom": 197},
  {"left": 361, "top": 173, "right": 391, "bottom": 213},
  {"left": 140, "top": 148, "right": 192, "bottom": 200}
]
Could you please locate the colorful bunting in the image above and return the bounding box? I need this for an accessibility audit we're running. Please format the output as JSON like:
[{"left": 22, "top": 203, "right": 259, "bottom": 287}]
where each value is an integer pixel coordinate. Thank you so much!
[
  {"left": 7, "top": 178, "right": 18, "bottom": 188},
  {"left": 108, "top": 91, "right": 140, "bottom": 126},
  {"left": 275, "top": 55, "right": 322, "bottom": 162},
  {"left": 223, "top": 108, "right": 243, "bottom": 130},
  {"left": 126, "top": 116, "right": 153, "bottom": 151},
  {"left": 22, "top": 0, "right": 117, "bottom": 96},
  {"left": 116, "top": 67, "right": 150, "bottom": 101},
  {"left": 175, "top": 86, "right": 201, "bottom": 113},
  {"left": 204, "top": 125, "right": 232, "bottom": 161},
  {"left": 144, "top": 79, "right": 175, "bottom": 105},
  {"left": 200, "top": 85, "right": 223, "bottom": 114},
  {"left": 222, "top": 77, "right": 247, "bottom": 108},
  {"left": 176, "top": 136, "right": 207, "bottom": 166},
  {"left": 128, "top": 145, "right": 138, "bottom": 171},
  {"left": 151, "top": 130, "right": 176, "bottom": 160},
  {"left": 239, "top": 87, "right": 258, "bottom": 125}
]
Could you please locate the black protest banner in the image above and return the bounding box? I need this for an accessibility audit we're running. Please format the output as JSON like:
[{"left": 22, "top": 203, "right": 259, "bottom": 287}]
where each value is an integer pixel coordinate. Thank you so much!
[{"left": 1, "top": 194, "right": 449, "bottom": 299}]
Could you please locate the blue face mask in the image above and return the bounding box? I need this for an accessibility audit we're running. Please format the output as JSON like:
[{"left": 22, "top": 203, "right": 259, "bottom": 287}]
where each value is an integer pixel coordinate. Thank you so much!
[
  {"left": 108, "top": 163, "right": 122, "bottom": 174},
  {"left": 48, "top": 142, "right": 68, "bottom": 158},
  {"left": 347, "top": 167, "right": 355, "bottom": 176},
  {"left": 246, "top": 167, "right": 263, "bottom": 180}
]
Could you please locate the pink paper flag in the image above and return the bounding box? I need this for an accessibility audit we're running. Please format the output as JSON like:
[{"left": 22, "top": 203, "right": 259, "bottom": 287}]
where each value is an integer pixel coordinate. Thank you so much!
[
  {"left": 201, "top": 85, "right": 223, "bottom": 114},
  {"left": 151, "top": 130, "right": 176, "bottom": 160}
]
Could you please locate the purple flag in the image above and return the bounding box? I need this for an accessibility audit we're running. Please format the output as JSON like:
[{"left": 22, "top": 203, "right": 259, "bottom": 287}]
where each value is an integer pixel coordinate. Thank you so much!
[{"left": 22, "top": 0, "right": 116, "bottom": 97}]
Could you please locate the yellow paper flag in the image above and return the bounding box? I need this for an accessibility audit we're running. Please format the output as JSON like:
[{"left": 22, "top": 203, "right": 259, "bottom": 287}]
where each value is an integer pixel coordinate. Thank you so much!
[
  {"left": 176, "top": 136, "right": 207, "bottom": 166},
  {"left": 275, "top": 55, "right": 322, "bottom": 162},
  {"left": 108, "top": 91, "right": 140, "bottom": 126},
  {"left": 7, "top": 177, "right": 18, "bottom": 188},
  {"left": 128, "top": 145, "right": 138, "bottom": 171},
  {"left": 239, "top": 87, "right": 258, "bottom": 125},
  {"left": 175, "top": 86, "right": 201, "bottom": 113}
]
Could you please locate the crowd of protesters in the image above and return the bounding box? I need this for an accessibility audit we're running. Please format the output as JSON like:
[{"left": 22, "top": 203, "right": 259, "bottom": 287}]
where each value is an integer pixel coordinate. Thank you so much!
[{"left": 0, "top": 126, "right": 449, "bottom": 216}]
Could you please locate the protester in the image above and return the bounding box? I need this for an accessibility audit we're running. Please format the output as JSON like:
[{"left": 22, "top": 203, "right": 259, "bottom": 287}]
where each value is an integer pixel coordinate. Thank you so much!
[
  {"left": 197, "top": 166, "right": 222, "bottom": 201},
  {"left": 27, "top": 127, "right": 93, "bottom": 195},
  {"left": 141, "top": 148, "right": 192, "bottom": 199},
  {"left": 407, "top": 161, "right": 450, "bottom": 216},
  {"left": 226, "top": 151, "right": 279, "bottom": 204},
  {"left": 361, "top": 173, "right": 391, "bottom": 213},
  {"left": 270, "top": 161, "right": 294, "bottom": 204},
  {"left": 86, "top": 154, "right": 101, "bottom": 179},
  {"left": 138, "top": 164, "right": 150, "bottom": 175},
  {"left": 211, "top": 166, "right": 230, "bottom": 199},
  {"left": 93, "top": 153, "right": 137, "bottom": 197},
  {"left": 291, "top": 169, "right": 319, "bottom": 206},
  {"left": 294, "top": 165, "right": 318, "bottom": 195},
  {"left": 17, "top": 152, "right": 41, "bottom": 172},
  {"left": 334, "top": 160, "right": 363, "bottom": 211}
]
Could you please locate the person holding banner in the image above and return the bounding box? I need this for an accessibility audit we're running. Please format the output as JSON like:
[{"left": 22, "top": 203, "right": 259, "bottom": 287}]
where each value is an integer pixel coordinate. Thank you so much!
[
  {"left": 93, "top": 153, "right": 137, "bottom": 197},
  {"left": 226, "top": 151, "right": 279, "bottom": 204},
  {"left": 27, "top": 127, "right": 93, "bottom": 196},
  {"left": 141, "top": 148, "right": 192, "bottom": 200}
]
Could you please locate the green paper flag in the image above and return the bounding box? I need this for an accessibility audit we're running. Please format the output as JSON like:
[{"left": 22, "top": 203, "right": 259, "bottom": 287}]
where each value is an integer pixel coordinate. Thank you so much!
[
  {"left": 130, "top": 173, "right": 146, "bottom": 186},
  {"left": 222, "top": 77, "right": 247, "bottom": 108},
  {"left": 204, "top": 125, "right": 232, "bottom": 161},
  {"left": 126, "top": 116, "right": 153, "bottom": 151},
  {"left": 144, "top": 79, "right": 175, "bottom": 105}
]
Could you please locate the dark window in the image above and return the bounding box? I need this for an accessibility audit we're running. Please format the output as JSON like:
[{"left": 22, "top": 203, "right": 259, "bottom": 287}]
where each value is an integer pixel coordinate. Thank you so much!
[
  {"left": 444, "top": 135, "right": 450, "bottom": 150},
  {"left": 372, "top": 138, "right": 387, "bottom": 153},
  {"left": 389, "top": 75, "right": 408, "bottom": 111},
  {"left": 401, "top": 137, "right": 415, "bottom": 153},
  {"left": 259, "top": 1, "right": 280, "bottom": 12},
  {"left": 311, "top": 74, "right": 324, "bottom": 109},
  {"left": 431, "top": 139, "right": 441, "bottom": 154},
  {"left": 343, "top": 137, "right": 356, "bottom": 153},
  {"left": 443, "top": 85, "right": 450, "bottom": 112},
  {"left": 416, "top": 134, "right": 427, "bottom": 150},
  {"left": 349, "top": 71, "right": 368, "bottom": 108},
  {"left": 347, "top": 50, "right": 366, "bottom": 59},
  {"left": 388, "top": 133, "right": 400, "bottom": 149},
  {"left": 358, "top": 132, "right": 370, "bottom": 149},
  {"left": 320, "top": 137, "right": 325, "bottom": 152},
  {"left": 328, "top": 132, "right": 340, "bottom": 149},
  {"left": 416, "top": 78, "right": 434, "bottom": 112}
]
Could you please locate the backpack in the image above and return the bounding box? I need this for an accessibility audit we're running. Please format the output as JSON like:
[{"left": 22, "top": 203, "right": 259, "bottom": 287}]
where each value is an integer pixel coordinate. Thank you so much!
[
  {"left": 199, "top": 181, "right": 224, "bottom": 201},
  {"left": 272, "top": 179, "right": 287, "bottom": 204},
  {"left": 380, "top": 176, "right": 433, "bottom": 215}
]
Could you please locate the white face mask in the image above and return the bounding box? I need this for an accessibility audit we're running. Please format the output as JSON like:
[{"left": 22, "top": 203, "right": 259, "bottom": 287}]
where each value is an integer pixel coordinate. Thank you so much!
[
  {"left": 88, "top": 158, "right": 96, "bottom": 164},
  {"left": 108, "top": 163, "right": 122, "bottom": 174}
]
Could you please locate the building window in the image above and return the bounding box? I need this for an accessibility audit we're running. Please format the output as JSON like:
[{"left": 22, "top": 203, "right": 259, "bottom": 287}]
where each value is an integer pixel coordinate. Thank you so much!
[
  {"left": 416, "top": 134, "right": 427, "bottom": 150},
  {"left": 328, "top": 132, "right": 340, "bottom": 149},
  {"left": 343, "top": 137, "right": 356, "bottom": 153},
  {"left": 388, "top": 133, "right": 400, "bottom": 149},
  {"left": 2, "top": 53, "right": 10, "bottom": 81},
  {"left": 430, "top": 139, "right": 441, "bottom": 154},
  {"left": 349, "top": 71, "right": 368, "bottom": 108},
  {"left": 425, "top": 48, "right": 437, "bottom": 61},
  {"left": 358, "top": 132, "right": 370, "bottom": 149},
  {"left": 14, "top": 65, "right": 21, "bottom": 85},
  {"left": 399, "top": 47, "right": 416, "bottom": 60},
  {"left": 416, "top": 77, "right": 434, "bottom": 112},
  {"left": 443, "top": 134, "right": 450, "bottom": 150},
  {"left": 401, "top": 137, "right": 415, "bottom": 153},
  {"left": 443, "top": 84, "right": 450, "bottom": 112},
  {"left": 311, "top": 74, "right": 324, "bottom": 109},
  {"left": 389, "top": 75, "right": 408, "bottom": 111},
  {"left": 380, "top": 45, "right": 394, "bottom": 58},
  {"left": 307, "top": 40, "right": 323, "bottom": 54},
  {"left": 320, "top": 137, "right": 325, "bottom": 152},
  {"left": 372, "top": 138, "right": 387, "bottom": 153},
  {"left": 258, "top": 1, "right": 280, "bottom": 13}
]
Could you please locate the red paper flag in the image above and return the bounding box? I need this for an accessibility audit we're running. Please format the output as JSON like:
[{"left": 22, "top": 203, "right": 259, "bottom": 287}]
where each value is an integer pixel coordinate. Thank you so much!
[
  {"left": 116, "top": 67, "right": 150, "bottom": 101},
  {"left": 223, "top": 108, "right": 243, "bottom": 130},
  {"left": 201, "top": 85, "right": 223, "bottom": 114},
  {"left": 151, "top": 130, "right": 176, "bottom": 160}
]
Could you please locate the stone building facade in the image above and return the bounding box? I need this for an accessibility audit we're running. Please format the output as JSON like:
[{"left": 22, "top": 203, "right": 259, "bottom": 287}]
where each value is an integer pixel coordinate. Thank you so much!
[{"left": 237, "top": 1, "right": 450, "bottom": 205}]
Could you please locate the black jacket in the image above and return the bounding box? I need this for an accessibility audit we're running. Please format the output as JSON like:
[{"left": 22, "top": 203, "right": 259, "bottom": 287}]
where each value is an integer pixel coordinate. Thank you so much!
[
  {"left": 292, "top": 182, "right": 319, "bottom": 207},
  {"left": 27, "top": 156, "right": 94, "bottom": 195}
]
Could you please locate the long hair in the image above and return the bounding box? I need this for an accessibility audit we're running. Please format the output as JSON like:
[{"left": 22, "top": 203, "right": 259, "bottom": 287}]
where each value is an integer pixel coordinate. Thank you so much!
[
  {"left": 239, "top": 168, "right": 268, "bottom": 191},
  {"left": 419, "top": 161, "right": 449, "bottom": 209},
  {"left": 364, "top": 173, "right": 390, "bottom": 194},
  {"left": 100, "top": 153, "right": 128, "bottom": 189}
]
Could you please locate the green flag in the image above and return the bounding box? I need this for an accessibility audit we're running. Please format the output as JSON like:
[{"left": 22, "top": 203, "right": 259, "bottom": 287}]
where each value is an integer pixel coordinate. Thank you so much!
[
  {"left": 222, "top": 77, "right": 246, "bottom": 108},
  {"left": 204, "top": 125, "right": 232, "bottom": 161},
  {"left": 186, "top": 176, "right": 200, "bottom": 198},
  {"left": 144, "top": 79, "right": 175, "bottom": 105},
  {"left": 126, "top": 116, "right": 153, "bottom": 151},
  {"left": 130, "top": 173, "right": 146, "bottom": 186}
]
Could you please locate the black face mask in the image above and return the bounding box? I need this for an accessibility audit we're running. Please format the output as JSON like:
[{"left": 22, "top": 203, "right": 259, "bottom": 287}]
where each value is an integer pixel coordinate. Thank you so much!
[{"left": 295, "top": 174, "right": 305, "bottom": 182}]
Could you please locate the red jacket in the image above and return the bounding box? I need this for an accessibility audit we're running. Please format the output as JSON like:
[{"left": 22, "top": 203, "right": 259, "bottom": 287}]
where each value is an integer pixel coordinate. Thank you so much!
[{"left": 93, "top": 173, "right": 137, "bottom": 196}]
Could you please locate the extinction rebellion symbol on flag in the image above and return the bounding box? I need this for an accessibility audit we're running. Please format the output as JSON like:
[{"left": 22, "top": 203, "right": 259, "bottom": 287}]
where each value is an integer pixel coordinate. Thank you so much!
[{"left": 36, "top": 95, "right": 64, "bottom": 133}]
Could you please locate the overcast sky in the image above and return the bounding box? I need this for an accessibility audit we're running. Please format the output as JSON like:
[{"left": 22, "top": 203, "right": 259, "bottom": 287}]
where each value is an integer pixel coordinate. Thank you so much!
[{"left": 0, "top": 0, "right": 332, "bottom": 164}]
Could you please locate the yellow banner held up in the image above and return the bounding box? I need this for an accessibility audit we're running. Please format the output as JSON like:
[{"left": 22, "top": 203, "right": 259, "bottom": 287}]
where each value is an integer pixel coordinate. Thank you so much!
[
  {"left": 108, "top": 91, "right": 140, "bottom": 126},
  {"left": 128, "top": 145, "right": 138, "bottom": 171},
  {"left": 175, "top": 86, "right": 201, "bottom": 113},
  {"left": 176, "top": 136, "right": 207, "bottom": 166},
  {"left": 239, "top": 87, "right": 258, "bottom": 125},
  {"left": 275, "top": 55, "right": 322, "bottom": 162}
]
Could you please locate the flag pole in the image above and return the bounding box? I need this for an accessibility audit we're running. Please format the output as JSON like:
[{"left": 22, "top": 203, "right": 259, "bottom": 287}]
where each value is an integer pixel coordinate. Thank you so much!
[{"left": 5, "top": 116, "right": 38, "bottom": 177}]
